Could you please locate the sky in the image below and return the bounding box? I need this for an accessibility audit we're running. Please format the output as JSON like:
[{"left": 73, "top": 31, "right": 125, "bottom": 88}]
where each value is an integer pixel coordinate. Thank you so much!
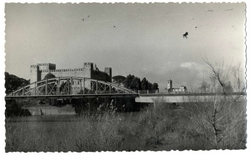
[{"left": 4, "top": 3, "right": 246, "bottom": 90}]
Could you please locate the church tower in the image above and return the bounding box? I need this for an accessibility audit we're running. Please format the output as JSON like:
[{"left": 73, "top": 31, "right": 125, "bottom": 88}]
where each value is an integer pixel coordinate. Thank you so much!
[{"left": 167, "top": 79, "right": 173, "bottom": 90}]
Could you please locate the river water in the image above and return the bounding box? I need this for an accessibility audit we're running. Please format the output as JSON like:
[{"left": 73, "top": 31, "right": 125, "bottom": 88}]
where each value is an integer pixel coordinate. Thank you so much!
[
  {"left": 6, "top": 111, "right": 142, "bottom": 123},
  {"left": 6, "top": 114, "right": 81, "bottom": 123}
]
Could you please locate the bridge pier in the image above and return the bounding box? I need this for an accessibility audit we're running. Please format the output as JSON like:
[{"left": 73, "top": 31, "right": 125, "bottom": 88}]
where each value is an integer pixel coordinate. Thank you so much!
[{"left": 70, "top": 96, "right": 139, "bottom": 114}]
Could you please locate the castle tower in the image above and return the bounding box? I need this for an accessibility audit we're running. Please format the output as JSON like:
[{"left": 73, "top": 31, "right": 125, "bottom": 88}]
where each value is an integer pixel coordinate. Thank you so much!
[
  {"left": 84, "top": 62, "right": 93, "bottom": 70},
  {"left": 105, "top": 67, "right": 112, "bottom": 82},
  {"left": 37, "top": 63, "right": 56, "bottom": 70},
  {"left": 30, "top": 63, "right": 56, "bottom": 83},
  {"left": 30, "top": 65, "right": 41, "bottom": 84},
  {"left": 84, "top": 62, "right": 94, "bottom": 78},
  {"left": 167, "top": 79, "right": 173, "bottom": 90}
]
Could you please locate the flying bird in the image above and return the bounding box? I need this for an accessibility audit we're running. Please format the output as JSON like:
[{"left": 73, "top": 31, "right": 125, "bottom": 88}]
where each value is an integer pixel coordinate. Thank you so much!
[
  {"left": 183, "top": 32, "right": 188, "bottom": 38},
  {"left": 207, "top": 9, "right": 213, "bottom": 12},
  {"left": 82, "top": 18, "right": 84, "bottom": 21}
]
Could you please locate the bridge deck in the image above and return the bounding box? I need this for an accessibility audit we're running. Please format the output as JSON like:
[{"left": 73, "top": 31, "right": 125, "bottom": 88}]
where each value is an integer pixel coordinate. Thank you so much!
[
  {"left": 5, "top": 92, "right": 245, "bottom": 102},
  {"left": 136, "top": 92, "right": 245, "bottom": 103},
  {"left": 5, "top": 93, "right": 139, "bottom": 100},
  {"left": 139, "top": 92, "right": 245, "bottom": 96}
]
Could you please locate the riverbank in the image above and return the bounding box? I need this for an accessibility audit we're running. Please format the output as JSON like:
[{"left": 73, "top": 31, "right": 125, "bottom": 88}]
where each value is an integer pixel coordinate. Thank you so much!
[
  {"left": 5, "top": 97, "right": 145, "bottom": 117},
  {"left": 6, "top": 95, "right": 247, "bottom": 152}
]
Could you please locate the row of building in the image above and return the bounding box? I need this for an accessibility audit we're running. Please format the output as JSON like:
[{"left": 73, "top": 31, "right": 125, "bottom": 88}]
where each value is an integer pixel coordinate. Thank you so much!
[
  {"left": 166, "top": 79, "right": 187, "bottom": 93},
  {"left": 30, "top": 62, "right": 187, "bottom": 93}
]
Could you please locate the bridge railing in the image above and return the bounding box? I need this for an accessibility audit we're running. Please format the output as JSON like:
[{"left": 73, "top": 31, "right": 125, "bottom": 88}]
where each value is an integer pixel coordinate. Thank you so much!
[
  {"left": 137, "top": 90, "right": 159, "bottom": 94},
  {"left": 137, "top": 90, "right": 246, "bottom": 96}
]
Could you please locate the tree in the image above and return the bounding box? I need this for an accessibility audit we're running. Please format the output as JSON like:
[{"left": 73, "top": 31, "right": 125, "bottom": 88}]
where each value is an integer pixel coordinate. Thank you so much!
[
  {"left": 224, "top": 81, "right": 233, "bottom": 93},
  {"left": 147, "top": 82, "right": 152, "bottom": 90},
  {"left": 122, "top": 74, "right": 158, "bottom": 91},
  {"left": 197, "top": 58, "right": 247, "bottom": 149},
  {"left": 204, "top": 58, "right": 232, "bottom": 94},
  {"left": 112, "top": 75, "right": 126, "bottom": 84},
  {"left": 5, "top": 72, "right": 29, "bottom": 94},
  {"left": 130, "top": 77, "right": 141, "bottom": 90},
  {"left": 141, "top": 78, "right": 148, "bottom": 90},
  {"left": 152, "top": 83, "right": 159, "bottom": 90},
  {"left": 199, "top": 81, "right": 210, "bottom": 93},
  {"left": 231, "top": 63, "right": 245, "bottom": 92},
  {"left": 123, "top": 74, "right": 135, "bottom": 89}
]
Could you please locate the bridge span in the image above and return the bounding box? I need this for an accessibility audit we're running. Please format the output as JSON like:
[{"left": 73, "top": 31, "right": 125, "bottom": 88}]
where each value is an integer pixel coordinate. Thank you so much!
[
  {"left": 5, "top": 76, "right": 138, "bottom": 100},
  {"left": 5, "top": 76, "right": 245, "bottom": 104},
  {"left": 136, "top": 92, "right": 245, "bottom": 103}
]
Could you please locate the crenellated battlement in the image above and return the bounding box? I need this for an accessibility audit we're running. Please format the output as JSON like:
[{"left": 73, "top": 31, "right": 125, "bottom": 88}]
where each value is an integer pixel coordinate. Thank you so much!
[
  {"left": 30, "top": 65, "right": 38, "bottom": 68},
  {"left": 41, "top": 68, "right": 85, "bottom": 73},
  {"left": 30, "top": 62, "right": 112, "bottom": 83}
]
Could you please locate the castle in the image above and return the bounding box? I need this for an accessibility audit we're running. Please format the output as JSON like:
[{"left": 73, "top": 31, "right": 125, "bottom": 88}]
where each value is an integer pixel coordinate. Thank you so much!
[{"left": 30, "top": 62, "right": 112, "bottom": 84}]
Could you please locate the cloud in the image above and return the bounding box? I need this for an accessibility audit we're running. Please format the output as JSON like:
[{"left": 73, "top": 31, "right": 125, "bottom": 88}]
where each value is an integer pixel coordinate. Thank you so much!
[
  {"left": 180, "top": 62, "right": 198, "bottom": 68},
  {"left": 180, "top": 62, "right": 208, "bottom": 74}
]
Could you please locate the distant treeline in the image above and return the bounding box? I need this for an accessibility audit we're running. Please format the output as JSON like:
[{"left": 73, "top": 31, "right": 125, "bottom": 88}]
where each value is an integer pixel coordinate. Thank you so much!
[
  {"left": 5, "top": 72, "right": 30, "bottom": 94},
  {"left": 113, "top": 75, "right": 158, "bottom": 91}
]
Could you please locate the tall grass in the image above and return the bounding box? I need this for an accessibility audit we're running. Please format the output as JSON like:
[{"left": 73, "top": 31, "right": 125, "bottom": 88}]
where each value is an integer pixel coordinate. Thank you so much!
[{"left": 6, "top": 94, "right": 246, "bottom": 152}]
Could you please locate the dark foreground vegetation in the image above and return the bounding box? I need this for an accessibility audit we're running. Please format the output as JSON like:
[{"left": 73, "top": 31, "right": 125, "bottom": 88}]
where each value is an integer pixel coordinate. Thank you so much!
[{"left": 6, "top": 95, "right": 246, "bottom": 152}]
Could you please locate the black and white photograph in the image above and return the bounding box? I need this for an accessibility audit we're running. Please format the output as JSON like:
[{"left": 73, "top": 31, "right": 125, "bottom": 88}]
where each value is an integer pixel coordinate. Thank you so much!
[{"left": 3, "top": 1, "right": 248, "bottom": 152}]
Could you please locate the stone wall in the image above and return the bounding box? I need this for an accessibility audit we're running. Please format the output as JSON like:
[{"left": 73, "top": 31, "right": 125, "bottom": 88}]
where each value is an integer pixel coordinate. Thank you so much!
[{"left": 30, "top": 62, "right": 112, "bottom": 84}]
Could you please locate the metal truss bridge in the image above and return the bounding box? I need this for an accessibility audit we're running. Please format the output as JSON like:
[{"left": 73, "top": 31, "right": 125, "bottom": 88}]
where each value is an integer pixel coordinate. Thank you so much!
[{"left": 5, "top": 76, "right": 138, "bottom": 100}]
